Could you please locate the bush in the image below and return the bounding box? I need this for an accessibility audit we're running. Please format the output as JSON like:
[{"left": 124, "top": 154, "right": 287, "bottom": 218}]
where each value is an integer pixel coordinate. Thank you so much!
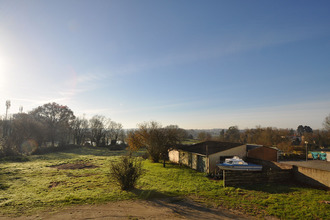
[
  {"left": 141, "top": 151, "right": 149, "bottom": 160},
  {"left": 109, "top": 155, "right": 144, "bottom": 190}
]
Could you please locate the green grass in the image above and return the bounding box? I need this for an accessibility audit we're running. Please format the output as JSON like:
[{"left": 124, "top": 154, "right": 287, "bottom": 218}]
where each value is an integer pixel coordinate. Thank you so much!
[
  {"left": 0, "top": 147, "right": 329, "bottom": 219},
  {"left": 181, "top": 139, "right": 200, "bottom": 145}
]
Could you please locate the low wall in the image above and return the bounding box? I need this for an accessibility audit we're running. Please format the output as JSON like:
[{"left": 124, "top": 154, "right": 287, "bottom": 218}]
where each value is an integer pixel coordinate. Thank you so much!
[
  {"left": 292, "top": 166, "right": 330, "bottom": 189},
  {"left": 223, "top": 169, "right": 292, "bottom": 187},
  {"left": 247, "top": 157, "right": 330, "bottom": 189}
]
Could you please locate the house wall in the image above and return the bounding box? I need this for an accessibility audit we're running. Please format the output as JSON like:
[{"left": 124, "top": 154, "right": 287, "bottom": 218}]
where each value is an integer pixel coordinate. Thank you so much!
[
  {"left": 208, "top": 145, "right": 247, "bottom": 173},
  {"left": 168, "top": 150, "right": 180, "bottom": 163},
  {"left": 192, "top": 154, "right": 198, "bottom": 170},
  {"left": 169, "top": 145, "right": 248, "bottom": 173},
  {"left": 248, "top": 146, "right": 278, "bottom": 162},
  {"left": 179, "top": 151, "right": 190, "bottom": 166},
  {"left": 169, "top": 150, "right": 206, "bottom": 172}
]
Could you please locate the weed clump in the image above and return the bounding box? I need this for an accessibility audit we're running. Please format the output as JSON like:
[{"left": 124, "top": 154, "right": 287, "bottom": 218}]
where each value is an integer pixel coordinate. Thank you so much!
[{"left": 109, "top": 155, "right": 144, "bottom": 190}]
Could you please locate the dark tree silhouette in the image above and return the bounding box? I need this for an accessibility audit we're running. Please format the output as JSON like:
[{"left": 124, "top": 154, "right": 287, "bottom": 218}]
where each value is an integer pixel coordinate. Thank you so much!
[{"left": 30, "top": 102, "right": 75, "bottom": 146}]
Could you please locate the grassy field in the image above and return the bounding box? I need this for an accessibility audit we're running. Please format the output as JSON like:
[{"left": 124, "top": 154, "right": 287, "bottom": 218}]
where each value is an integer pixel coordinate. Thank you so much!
[{"left": 0, "top": 147, "right": 329, "bottom": 219}]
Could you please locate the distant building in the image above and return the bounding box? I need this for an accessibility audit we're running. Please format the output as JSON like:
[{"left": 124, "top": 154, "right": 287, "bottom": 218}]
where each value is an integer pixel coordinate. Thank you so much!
[
  {"left": 169, "top": 141, "right": 279, "bottom": 173},
  {"left": 169, "top": 141, "right": 247, "bottom": 173},
  {"left": 247, "top": 145, "right": 279, "bottom": 162}
]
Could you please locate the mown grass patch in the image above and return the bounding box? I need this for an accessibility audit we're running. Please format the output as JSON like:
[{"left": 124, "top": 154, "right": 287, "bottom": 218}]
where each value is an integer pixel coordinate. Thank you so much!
[{"left": 0, "top": 147, "right": 329, "bottom": 219}]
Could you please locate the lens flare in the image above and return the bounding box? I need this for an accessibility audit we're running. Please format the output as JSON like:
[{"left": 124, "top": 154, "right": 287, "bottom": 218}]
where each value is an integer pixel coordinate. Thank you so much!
[{"left": 21, "top": 139, "right": 38, "bottom": 155}]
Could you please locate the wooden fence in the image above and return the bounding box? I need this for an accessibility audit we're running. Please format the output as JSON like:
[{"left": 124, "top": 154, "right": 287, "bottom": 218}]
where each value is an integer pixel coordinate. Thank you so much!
[{"left": 223, "top": 169, "right": 293, "bottom": 187}]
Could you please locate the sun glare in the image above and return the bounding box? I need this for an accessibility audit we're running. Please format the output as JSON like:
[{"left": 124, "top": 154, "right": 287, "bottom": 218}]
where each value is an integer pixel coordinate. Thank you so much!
[{"left": 0, "top": 55, "right": 7, "bottom": 90}]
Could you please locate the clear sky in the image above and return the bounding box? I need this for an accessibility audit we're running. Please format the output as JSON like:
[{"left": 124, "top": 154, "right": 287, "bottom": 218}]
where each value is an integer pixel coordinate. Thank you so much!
[{"left": 1, "top": 0, "right": 330, "bottom": 130}]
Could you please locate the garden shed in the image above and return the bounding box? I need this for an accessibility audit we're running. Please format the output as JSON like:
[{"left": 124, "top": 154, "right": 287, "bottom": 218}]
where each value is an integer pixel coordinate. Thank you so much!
[
  {"left": 168, "top": 141, "right": 247, "bottom": 173},
  {"left": 247, "top": 145, "right": 279, "bottom": 162}
]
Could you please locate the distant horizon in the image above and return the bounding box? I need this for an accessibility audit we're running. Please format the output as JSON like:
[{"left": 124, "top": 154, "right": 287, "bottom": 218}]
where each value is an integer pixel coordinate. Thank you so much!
[
  {"left": 1, "top": 102, "right": 325, "bottom": 131},
  {"left": 1, "top": 1, "right": 329, "bottom": 131}
]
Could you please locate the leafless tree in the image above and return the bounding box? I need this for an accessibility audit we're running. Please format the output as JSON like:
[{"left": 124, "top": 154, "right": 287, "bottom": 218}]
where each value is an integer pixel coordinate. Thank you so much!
[
  {"left": 127, "top": 121, "right": 184, "bottom": 167},
  {"left": 89, "top": 115, "right": 109, "bottom": 146},
  {"left": 108, "top": 121, "right": 124, "bottom": 145},
  {"left": 198, "top": 131, "right": 212, "bottom": 141},
  {"left": 323, "top": 113, "right": 330, "bottom": 131},
  {"left": 72, "top": 116, "right": 89, "bottom": 145}
]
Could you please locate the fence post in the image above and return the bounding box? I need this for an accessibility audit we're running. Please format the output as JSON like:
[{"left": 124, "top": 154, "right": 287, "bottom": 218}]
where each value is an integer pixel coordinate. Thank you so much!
[{"left": 223, "top": 170, "right": 226, "bottom": 187}]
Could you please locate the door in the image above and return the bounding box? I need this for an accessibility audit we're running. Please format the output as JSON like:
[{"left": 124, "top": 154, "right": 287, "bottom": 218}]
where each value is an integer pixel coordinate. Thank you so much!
[{"left": 197, "top": 155, "right": 206, "bottom": 172}]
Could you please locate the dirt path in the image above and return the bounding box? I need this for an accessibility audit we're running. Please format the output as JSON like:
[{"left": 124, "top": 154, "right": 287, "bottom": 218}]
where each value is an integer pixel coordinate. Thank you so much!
[{"left": 0, "top": 198, "right": 253, "bottom": 220}]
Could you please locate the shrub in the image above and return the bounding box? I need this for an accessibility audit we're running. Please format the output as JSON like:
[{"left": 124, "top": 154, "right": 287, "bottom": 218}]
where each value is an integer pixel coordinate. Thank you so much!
[{"left": 109, "top": 155, "right": 144, "bottom": 190}]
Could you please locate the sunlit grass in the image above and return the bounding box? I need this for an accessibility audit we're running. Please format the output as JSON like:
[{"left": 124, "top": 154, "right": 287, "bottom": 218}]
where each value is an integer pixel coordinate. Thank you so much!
[{"left": 0, "top": 147, "right": 329, "bottom": 219}]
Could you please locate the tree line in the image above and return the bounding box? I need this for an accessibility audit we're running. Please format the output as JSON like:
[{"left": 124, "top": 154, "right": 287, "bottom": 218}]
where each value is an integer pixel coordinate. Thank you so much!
[
  {"left": 2, "top": 100, "right": 330, "bottom": 160},
  {"left": 197, "top": 121, "right": 330, "bottom": 152},
  {"left": 0, "top": 102, "right": 125, "bottom": 157}
]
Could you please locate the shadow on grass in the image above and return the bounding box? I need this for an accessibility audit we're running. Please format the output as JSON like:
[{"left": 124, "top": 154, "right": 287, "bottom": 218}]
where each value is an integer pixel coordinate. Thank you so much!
[
  {"left": 0, "top": 156, "right": 30, "bottom": 163},
  {"left": 32, "top": 152, "right": 78, "bottom": 161},
  {"left": 130, "top": 189, "right": 245, "bottom": 219},
  {"left": 45, "top": 147, "right": 147, "bottom": 157},
  {"left": 29, "top": 147, "right": 131, "bottom": 161},
  {"left": 131, "top": 188, "right": 170, "bottom": 200},
  {"left": 54, "top": 146, "right": 129, "bottom": 157},
  {"left": 0, "top": 168, "right": 12, "bottom": 191},
  {"left": 237, "top": 182, "right": 299, "bottom": 194}
]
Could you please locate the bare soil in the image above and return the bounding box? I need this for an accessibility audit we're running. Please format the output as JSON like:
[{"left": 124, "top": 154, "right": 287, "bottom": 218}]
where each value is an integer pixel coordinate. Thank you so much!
[{"left": 0, "top": 198, "right": 254, "bottom": 220}]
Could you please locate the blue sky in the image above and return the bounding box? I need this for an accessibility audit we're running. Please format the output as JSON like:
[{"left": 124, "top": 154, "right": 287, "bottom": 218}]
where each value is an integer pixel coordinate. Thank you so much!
[{"left": 1, "top": 0, "right": 330, "bottom": 129}]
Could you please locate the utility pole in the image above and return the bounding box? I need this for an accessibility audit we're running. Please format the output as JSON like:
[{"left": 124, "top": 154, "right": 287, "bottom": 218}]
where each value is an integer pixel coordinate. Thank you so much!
[
  {"left": 3, "top": 100, "right": 11, "bottom": 138},
  {"left": 305, "top": 141, "right": 308, "bottom": 161},
  {"left": 5, "top": 100, "right": 11, "bottom": 120}
]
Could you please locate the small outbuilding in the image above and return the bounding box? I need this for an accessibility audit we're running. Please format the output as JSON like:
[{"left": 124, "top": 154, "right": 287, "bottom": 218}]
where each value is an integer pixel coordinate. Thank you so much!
[
  {"left": 168, "top": 141, "right": 247, "bottom": 173},
  {"left": 247, "top": 145, "right": 279, "bottom": 162}
]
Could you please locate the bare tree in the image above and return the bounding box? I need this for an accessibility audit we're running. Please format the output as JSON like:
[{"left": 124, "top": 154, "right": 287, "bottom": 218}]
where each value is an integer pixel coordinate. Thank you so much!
[
  {"left": 127, "top": 121, "right": 184, "bottom": 167},
  {"left": 323, "top": 114, "right": 330, "bottom": 131},
  {"left": 72, "top": 116, "right": 89, "bottom": 145},
  {"left": 198, "top": 131, "right": 212, "bottom": 141},
  {"left": 108, "top": 121, "right": 123, "bottom": 145},
  {"left": 89, "top": 115, "right": 109, "bottom": 146}
]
